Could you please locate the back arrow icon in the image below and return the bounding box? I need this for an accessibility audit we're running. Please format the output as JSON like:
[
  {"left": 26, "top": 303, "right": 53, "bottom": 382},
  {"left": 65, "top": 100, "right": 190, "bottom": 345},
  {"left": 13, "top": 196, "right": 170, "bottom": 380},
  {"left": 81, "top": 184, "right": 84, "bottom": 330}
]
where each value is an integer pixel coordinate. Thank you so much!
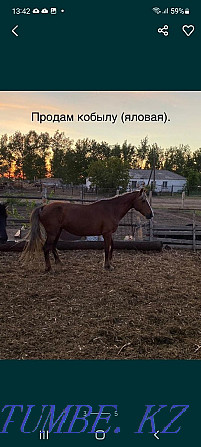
[
  {"left": 154, "top": 430, "right": 160, "bottom": 440},
  {"left": 12, "top": 25, "right": 19, "bottom": 37}
]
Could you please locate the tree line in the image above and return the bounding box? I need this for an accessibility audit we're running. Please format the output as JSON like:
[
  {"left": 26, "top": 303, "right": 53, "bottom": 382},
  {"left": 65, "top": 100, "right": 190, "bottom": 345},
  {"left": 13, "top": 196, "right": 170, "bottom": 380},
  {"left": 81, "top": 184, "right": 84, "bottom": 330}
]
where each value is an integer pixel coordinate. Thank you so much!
[{"left": 1, "top": 131, "right": 201, "bottom": 189}]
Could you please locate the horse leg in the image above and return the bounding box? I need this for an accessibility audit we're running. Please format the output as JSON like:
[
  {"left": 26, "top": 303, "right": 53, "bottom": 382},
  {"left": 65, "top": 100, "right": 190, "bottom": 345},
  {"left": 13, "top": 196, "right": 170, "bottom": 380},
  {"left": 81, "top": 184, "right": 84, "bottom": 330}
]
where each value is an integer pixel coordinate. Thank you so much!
[
  {"left": 109, "top": 237, "right": 114, "bottom": 265},
  {"left": 103, "top": 233, "right": 114, "bottom": 271},
  {"left": 43, "top": 234, "right": 56, "bottom": 272},
  {"left": 52, "top": 230, "right": 62, "bottom": 265}
]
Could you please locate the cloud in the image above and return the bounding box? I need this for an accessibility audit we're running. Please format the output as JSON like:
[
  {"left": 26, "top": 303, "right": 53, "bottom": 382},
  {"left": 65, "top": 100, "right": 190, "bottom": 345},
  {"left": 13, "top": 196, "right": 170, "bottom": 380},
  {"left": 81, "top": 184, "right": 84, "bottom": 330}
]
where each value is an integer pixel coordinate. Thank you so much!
[{"left": 0, "top": 103, "right": 29, "bottom": 110}]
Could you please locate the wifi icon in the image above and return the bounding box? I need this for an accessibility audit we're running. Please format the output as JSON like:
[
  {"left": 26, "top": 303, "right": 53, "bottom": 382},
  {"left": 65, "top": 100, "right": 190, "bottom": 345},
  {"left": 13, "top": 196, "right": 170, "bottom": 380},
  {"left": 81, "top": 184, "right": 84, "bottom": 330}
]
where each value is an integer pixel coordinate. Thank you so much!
[{"left": 152, "top": 7, "right": 161, "bottom": 14}]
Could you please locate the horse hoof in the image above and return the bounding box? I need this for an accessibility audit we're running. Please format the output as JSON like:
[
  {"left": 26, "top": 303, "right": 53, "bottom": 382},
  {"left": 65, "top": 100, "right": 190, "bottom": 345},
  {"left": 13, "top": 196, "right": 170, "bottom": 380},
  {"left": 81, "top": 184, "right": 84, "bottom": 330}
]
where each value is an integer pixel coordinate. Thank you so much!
[
  {"left": 104, "top": 264, "right": 114, "bottom": 271},
  {"left": 55, "top": 263, "right": 62, "bottom": 270}
]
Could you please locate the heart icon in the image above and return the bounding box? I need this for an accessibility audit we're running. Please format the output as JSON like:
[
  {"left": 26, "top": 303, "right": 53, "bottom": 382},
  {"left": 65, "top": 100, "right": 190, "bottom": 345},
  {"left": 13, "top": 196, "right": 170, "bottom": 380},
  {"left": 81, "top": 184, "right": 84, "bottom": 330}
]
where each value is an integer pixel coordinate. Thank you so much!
[{"left": 182, "top": 25, "right": 195, "bottom": 36}]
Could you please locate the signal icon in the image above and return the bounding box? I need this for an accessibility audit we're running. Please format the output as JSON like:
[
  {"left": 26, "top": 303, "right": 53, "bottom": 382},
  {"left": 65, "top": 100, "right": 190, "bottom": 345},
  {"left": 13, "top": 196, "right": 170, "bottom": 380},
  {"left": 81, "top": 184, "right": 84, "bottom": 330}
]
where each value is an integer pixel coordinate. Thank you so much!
[
  {"left": 162, "top": 7, "right": 169, "bottom": 14},
  {"left": 152, "top": 7, "right": 161, "bottom": 14}
]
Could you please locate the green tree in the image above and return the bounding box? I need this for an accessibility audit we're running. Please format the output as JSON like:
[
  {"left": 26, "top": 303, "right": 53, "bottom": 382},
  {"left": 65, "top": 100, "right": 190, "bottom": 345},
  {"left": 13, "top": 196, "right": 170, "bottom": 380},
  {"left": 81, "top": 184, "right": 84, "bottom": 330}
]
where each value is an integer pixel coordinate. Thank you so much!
[
  {"left": 145, "top": 143, "right": 163, "bottom": 169},
  {"left": 193, "top": 149, "right": 201, "bottom": 172},
  {"left": 8, "top": 131, "right": 24, "bottom": 177},
  {"left": 110, "top": 141, "right": 137, "bottom": 166},
  {"left": 51, "top": 130, "right": 73, "bottom": 180},
  {"left": 186, "top": 169, "right": 201, "bottom": 189},
  {"left": 74, "top": 139, "right": 93, "bottom": 182},
  {"left": 88, "top": 157, "right": 129, "bottom": 190},
  {"left": 164, "top": 145, "right": 191, "bottom": 175},
  {"left": 82, "top": 139, "right": 111, "bottom": 162},
  {"left": 0, "top": 134, "right": 14, "bottom": 177},
  {"left": 63, "top": 151, "right": 80, "bottom": 184},
  {"left": 23, "top": 131, "right": 49, "bottom": 180},
  {"left": 137, "top": 136, "right": 150, "bottom": 166},
  {"left": 121, "top": 140, "right": 136, "bottom": 166},
  {"left": 111, "top": 144, "right": 121, "bottom": 159},
  {"left": 8, "top": 131, "right": 50, "bottom": 180},
  {"left": 93, "top": 141, "right": 111, "bottom": 160},
  {"left": 35, "top": 132, "right": 50, "bottom": 178}
]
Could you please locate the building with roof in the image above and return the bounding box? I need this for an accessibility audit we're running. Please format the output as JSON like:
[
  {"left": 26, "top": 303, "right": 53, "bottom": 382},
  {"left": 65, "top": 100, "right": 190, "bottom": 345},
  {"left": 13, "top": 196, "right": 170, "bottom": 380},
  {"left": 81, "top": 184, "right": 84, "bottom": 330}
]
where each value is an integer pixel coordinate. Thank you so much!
[
  {"left": 86, "top": 169, "right": 187, "bottom": 193},
  {"left": 128, "top": 169, "right": 186, "bottom": 193},
  {"left": 34, "top": 178, "right": 63, "bottom": 188}
]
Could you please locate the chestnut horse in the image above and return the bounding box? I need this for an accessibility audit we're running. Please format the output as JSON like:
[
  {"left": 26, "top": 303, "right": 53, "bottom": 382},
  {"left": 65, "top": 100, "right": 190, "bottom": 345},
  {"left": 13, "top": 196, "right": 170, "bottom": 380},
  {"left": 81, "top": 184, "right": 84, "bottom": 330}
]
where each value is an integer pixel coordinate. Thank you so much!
[{"left": 23, "top": 189, "right": 153, "bottom": 271}]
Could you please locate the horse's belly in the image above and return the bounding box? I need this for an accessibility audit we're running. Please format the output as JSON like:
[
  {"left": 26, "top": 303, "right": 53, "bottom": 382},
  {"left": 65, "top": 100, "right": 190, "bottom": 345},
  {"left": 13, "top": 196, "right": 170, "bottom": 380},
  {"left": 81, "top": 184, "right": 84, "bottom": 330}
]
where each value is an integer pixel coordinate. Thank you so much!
[
  {"left": 63, "top": 220, "right": 117, "bottom": 236},
  {"left": 62, "top": 207, "right": 117, "bottom": 236},
  {"left": 63, "top": 223, "right": 102, "bottom": 236}
]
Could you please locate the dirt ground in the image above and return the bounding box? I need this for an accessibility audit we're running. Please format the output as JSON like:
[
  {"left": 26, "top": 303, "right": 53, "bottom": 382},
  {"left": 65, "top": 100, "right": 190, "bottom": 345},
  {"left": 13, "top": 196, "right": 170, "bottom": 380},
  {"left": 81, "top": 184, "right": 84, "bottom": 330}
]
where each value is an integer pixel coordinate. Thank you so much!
[
  {"left": 1, "top": 249, "right": 201, "bottom": 360},
  {"left": 152, "top": 195, "right": 201, "bottom": 209}
]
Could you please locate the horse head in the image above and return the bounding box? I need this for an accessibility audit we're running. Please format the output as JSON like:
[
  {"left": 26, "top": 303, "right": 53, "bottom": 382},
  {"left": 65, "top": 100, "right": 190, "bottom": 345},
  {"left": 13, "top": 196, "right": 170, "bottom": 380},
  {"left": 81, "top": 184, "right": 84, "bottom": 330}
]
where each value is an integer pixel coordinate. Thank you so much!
[
  {"left": 133, "top": 189, "right": 153, "bottom": 219},
  {"left": 0, "top": 203, "right": 8, "bottom": 244}
]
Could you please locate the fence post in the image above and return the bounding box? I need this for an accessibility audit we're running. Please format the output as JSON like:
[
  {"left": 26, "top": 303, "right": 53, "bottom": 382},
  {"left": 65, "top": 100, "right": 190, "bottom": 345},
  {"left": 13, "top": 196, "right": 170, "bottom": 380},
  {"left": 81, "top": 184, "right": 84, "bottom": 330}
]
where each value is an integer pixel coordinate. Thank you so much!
[
  {"left": 193, "top": 210, "right": 196, "bottom": 252},
  {"left": 149, "top": 190, "right": 152, "bottom": 206},
  {"left": 131, "top": 209, "right": 135, "bottom": 238},
  {"left": 80, "top": 185, "right": 84, "bottom": 204},
  {"left": 181, "top": 191, "right": 185, "bottom": 209},
  {"left": 42, "top": 187, "right": 47, "bottom": 204},
  {"left": 136, "top": 216, "right": 143, "bottom": 240},
  {"left": 149, "top": 218, "right": 153, "bottom": 241}
]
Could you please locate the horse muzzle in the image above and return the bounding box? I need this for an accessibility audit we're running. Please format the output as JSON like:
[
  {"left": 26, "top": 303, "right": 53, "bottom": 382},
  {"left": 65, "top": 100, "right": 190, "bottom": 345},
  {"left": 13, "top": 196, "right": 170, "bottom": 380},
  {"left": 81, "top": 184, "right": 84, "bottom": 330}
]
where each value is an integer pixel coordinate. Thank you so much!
[{"left": 146, "top": 211, "right": 154, "bottom": 219}]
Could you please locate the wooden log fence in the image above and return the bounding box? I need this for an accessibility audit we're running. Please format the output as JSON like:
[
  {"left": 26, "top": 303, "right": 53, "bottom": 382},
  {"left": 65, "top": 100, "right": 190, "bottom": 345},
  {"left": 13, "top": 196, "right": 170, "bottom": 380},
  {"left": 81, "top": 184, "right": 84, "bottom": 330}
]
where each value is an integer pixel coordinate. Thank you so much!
[
  {"left": 6, "top": 218, "right": 201, "bottom": 250},
  {"left": 147, "top": 211, "right": 201, "bottom": 250},
  {"left": 4, "top": 205, "right": 201, "bottom": 251},
  {"left": 0, "top": 240, "right": 163, "bottom": 252}
]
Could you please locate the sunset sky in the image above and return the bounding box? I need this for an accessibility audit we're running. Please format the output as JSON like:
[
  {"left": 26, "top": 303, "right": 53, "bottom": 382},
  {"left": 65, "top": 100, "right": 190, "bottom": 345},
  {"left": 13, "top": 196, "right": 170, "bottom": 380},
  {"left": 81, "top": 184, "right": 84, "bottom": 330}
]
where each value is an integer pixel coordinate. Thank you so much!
[{"left": 0, "top": 91, "right": 201, "bottom": 150}]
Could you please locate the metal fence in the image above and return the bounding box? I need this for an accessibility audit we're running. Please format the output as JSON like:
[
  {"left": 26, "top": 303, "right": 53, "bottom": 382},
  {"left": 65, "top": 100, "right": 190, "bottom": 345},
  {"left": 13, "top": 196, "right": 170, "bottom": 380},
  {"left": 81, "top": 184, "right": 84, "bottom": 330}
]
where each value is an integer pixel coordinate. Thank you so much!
[
  {"left": 2, "top": 191, "right": 201, "bottom": 249},
  {"left": 2, "top": 180, "right": 201, "bottom": 197},
  {"left": 6, "top": 208, "right": 201, "bottom": 250},
  {"left": 0, "top": 185, "right": 118, "bottom": 201}
]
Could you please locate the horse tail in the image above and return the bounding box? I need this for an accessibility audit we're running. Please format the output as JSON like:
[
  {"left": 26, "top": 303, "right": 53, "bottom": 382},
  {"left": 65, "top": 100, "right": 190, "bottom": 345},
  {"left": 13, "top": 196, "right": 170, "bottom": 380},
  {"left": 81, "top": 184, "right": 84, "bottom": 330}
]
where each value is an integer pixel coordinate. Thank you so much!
[{"left": 21, "top": 206, "right": 45, "bottom": 261}]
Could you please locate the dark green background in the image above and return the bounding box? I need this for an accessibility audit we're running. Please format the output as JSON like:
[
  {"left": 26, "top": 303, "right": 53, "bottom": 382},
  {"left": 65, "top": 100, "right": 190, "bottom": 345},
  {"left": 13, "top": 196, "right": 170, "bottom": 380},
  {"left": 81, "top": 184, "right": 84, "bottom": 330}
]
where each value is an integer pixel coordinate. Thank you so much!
[
  {"left": 0, "top": 0, "right": 200, "bottom": 90},
  {"left": 0, "top": 361, "right": 198, "bottom": 445},
  {"left": 0, "top": 1, "right": 201, "bottom": 445}
]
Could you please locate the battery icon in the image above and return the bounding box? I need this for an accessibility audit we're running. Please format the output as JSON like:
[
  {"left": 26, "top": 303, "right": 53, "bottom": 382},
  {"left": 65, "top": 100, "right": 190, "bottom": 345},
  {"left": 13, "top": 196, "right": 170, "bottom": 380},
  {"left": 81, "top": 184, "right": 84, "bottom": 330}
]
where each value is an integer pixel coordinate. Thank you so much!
[{"left": 185, "top": 8, "right": 190, "bottom": 14}]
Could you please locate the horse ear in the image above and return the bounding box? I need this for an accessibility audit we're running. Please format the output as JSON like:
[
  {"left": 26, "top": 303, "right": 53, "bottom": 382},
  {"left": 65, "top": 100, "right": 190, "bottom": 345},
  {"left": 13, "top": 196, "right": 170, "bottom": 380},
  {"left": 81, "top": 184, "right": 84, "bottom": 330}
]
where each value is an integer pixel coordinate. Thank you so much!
[{"left": 139, "top": 188, "right": 144, "bottom": 196}]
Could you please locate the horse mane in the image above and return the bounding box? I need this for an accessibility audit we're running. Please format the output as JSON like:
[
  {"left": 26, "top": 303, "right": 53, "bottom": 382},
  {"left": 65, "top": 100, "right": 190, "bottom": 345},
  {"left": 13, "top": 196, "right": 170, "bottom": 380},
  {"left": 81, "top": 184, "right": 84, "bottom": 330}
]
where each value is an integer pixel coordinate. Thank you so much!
[{"left": 96, "top": 190, "right": 141, "bottom": 203}]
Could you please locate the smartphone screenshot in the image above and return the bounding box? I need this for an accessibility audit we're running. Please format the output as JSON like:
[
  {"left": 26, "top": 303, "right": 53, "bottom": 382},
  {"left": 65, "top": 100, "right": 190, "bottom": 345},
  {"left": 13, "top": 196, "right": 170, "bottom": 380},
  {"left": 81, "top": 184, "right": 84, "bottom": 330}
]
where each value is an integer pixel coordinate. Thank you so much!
[{"left": 0, "top": 1, "right": 200, "bottom": 445}]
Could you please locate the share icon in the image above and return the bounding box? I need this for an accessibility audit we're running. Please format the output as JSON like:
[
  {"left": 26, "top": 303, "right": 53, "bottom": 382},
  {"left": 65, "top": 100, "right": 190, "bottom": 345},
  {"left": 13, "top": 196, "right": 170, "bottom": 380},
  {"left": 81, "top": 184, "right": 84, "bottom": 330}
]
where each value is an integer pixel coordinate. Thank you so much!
[{"left": 157, "top": 24, "right": 169, "bottom": 36}]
